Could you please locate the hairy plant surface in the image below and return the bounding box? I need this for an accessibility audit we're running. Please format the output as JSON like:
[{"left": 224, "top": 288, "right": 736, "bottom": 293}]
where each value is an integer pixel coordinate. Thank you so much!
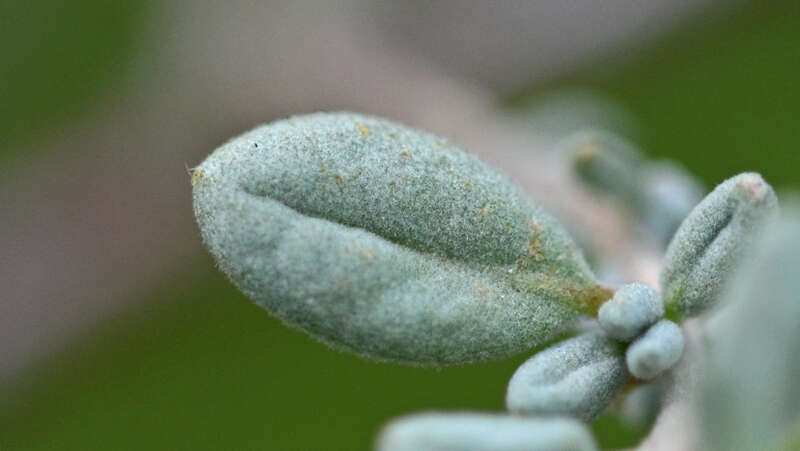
[
  {"left": 192, "top": 112, "right": 789, "bottom": 450},
  {"left": 193, "top": 112, "right": 609, "bottom": 365}
]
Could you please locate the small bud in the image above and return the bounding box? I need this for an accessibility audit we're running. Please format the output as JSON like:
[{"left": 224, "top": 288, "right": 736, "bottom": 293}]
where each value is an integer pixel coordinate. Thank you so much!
[
  {"left": 598, "top": 282, "right": 663, "bottom": 342},
  {"left": 506, "top": 331, "right": 627, "bottom": 421},
  {"left": 661, "top": 173, "right": 778, "bottom": 318},
  {"left": 193, "top": 112, "right": 607, "bottom": 365},
  {"left": 377, "top": 413, "right": 597, "bottom": 451},
  {"left": 626, "top": 319, "right": 684, "bottom": 380}
]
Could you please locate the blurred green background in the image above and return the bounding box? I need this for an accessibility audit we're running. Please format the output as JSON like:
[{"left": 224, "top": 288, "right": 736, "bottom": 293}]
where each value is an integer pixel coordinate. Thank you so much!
[
  {"left": 0, "top": 0, "right": 146, "bottom": 157},
  {"left": 1, "top": 1, "right": 798, "bottom": 450}
]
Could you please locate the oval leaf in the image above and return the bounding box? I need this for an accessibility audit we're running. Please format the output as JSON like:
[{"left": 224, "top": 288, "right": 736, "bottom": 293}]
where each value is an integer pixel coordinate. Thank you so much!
[
  {"left": 661, "top": 173, "right": 778, "bottom": 319},
  {"left": 505, "top": 330, "right": 628, "bottom": 421},
  {"left": 701, "top": 209, "right": 800, "bottom": 451},
  {"left": 566, "top": 130, "right": 703, "bottom": 246},
  {"left": 192, "top": 112, "right": 606, "bottom": 365},
  {"left": 377, "top": 413, "right": 597, "bottom": 451}
]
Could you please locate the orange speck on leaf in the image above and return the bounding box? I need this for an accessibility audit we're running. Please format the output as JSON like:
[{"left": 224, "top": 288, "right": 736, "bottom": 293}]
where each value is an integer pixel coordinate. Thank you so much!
[
  {"left": 356, "top": 123, "right": 371, "bottom": 136},
  {"left": 190, "top": 168, "right": 205, "bottom": 185}
]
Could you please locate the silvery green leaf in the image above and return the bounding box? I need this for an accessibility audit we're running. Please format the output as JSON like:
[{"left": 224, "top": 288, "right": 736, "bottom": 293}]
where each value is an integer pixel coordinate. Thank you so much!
[
  {"left": 598, "top": 282, "right": 663, "bottom": 342},
  {"left": 700, "top": 210, "right": 800, "bottom": 451},
  {"left": 565, "top": 130, "right": 703, "bottom": 246},
  {"left": 625, "top": 319, "right": 684, "bottom": 381},
  {"left": 505, "top": 330, "right": 627, "bottom": 421},
  {"left": 376, "top": 413, "right": 597, "bottom": 451},
  {"left": 661, "top": 173, "right": 778, "bottom": 319},
  {"left": 192, "top": 112, "right": 608, "bottom": 365}
]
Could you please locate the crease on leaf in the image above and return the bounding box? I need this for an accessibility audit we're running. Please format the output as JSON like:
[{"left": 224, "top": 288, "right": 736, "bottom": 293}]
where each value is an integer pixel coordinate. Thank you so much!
[
  {"left": 661, "top": 173, "right": 778, "bottom": 318},
  {"left": 506, "top": 330, "right": 628, "bottom": 421},
  {"left": 193, "top": 112, "right": 608, "bottom": 365}
]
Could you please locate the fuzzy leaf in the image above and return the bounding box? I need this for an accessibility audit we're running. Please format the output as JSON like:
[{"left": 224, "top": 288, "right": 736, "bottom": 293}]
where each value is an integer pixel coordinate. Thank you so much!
[
  {"left": 376, "top": 413, "right": 597, "bottom": 451},
  {"left": 566, "top": 130, "right": 703, "bottom": 246},
  {"left": 505, "top": 330, "right": 627, "bottom": 421},
  {"left": 661, "top": 173, "right": 778, "bottom": 319},
  {"left": 192, "top": 112, "right": 607, "bottom": 365},
  {"left": 700, "top": 209, "right": 800, "bottom": 451}
]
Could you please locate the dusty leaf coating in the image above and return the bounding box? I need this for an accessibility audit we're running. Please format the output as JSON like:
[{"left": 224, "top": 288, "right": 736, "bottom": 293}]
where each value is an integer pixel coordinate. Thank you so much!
[
  {"left": 661, "top": 173, "right": 778, "bottom": 319},
  {"left": 598, "top": 282, "right": 663, "bottom": 342},
  {"left": 192, "top": 112, "right": 606, "bottom": 365},
  {"left": 505, "top": 330, "right": 627, "bottom": 421},
  {"left": 376, "top": 413, "right": 597, "bottom": 451},
  {"left": 625, "top": 319, "right": 684, "bottom": 380}
]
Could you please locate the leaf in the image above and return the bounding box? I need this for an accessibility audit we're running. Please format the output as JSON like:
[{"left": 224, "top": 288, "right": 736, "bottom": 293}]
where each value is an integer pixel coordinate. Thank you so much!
[
  {"left": 505, "top": 330, "right": 628, "bottom": 421},
  {"left": 700, "top": 208, "right": 800, "bottom": 451},
  {"left": 565, "top": 129, "right": 704, "bottom": 246},
  {"left": 192, "top": 112, "right": 607, "bottom": 365},
  {"left": 377, "top": 413, "right": 597, "bottom": 451},
  {"left": 661, "top": 173, "right": 778, "bottom": 319}
]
